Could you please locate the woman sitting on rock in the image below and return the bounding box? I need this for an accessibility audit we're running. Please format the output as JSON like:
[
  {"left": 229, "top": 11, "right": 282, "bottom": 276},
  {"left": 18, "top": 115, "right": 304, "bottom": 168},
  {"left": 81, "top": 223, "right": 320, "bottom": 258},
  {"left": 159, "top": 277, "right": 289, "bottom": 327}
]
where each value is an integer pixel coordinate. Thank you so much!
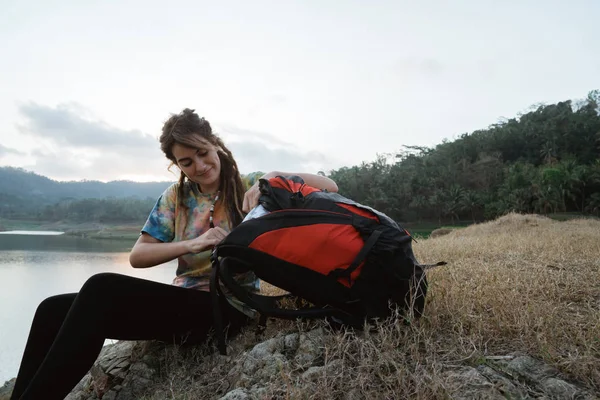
[{"left": 10, "top": 108, "right": 338, "bottom": 400}]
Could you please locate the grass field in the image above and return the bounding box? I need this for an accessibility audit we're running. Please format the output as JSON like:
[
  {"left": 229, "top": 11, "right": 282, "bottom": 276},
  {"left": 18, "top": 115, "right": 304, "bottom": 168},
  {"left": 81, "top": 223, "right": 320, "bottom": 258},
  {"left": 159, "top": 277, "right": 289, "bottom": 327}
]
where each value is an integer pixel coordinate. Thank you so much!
[
  {"left": 404, "top": 212, "right": 598, "bottom": 238},
  {"left": 403, "top": 221, "right": 472, "bottom": 238},
  {"left": 146, "top": 213, "right": 600, "bottom": 399}
]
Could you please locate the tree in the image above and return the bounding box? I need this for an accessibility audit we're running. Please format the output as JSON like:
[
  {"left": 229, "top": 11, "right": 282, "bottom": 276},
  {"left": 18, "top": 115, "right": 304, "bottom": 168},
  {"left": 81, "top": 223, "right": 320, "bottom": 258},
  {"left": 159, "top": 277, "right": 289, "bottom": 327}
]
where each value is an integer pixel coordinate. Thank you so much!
[
  {"left": 461, "top": 191, "right": 482, "bottom": 222},
  {"left": 585, "top": 193, "right": 600, "bottom": 216}
]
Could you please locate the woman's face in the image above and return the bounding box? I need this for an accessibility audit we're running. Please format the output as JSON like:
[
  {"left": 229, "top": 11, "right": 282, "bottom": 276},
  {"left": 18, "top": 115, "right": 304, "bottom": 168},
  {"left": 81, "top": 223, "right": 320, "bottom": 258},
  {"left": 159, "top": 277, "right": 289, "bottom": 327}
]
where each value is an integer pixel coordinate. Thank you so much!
[{"left": 172, "top": 140, "right": 221, "bottom": 193}]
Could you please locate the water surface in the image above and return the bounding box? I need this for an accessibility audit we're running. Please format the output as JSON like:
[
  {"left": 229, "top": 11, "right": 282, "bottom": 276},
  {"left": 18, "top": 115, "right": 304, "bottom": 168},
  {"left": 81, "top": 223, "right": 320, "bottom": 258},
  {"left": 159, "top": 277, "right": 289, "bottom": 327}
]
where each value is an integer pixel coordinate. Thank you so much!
[
  {"left": 0, "top": 230, "right": 64, "bottom": 235},
  {"left": 0, "top": 232, "right": 176, "bottom": 383}
]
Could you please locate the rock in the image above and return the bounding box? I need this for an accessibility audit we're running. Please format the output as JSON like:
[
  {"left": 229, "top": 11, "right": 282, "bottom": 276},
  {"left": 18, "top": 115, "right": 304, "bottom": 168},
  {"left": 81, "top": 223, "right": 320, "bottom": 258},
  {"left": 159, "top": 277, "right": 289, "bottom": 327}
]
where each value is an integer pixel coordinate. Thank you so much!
[
  {"left": 443, "top": 356, "right": 597, "bottom": 400},
  {"left": 505, "top": 355, "right": 560, "bottom": 382},
  {"left": 301, "top": 359, "right": 344, "bottom": 382},
  {"left": 97, "top": 341, "right": 135, "bottom": 380},
  {"left": 19, "top": 331, "right": 581, "bottom": 400},
  {"left": 219, "top": 388, "right": 250, "bottom": 400},
  {"left": 64, "top": 374, "right": 92, "bottom": 400},
  {"left": 65, "top": 341, "right": 163, "bottom": 400},
  {"left": 227, "top": 327, "right": 327, "bottom": 394},
  {"left": 504, "top": 356, "right": 594, "bottom": 399},
  {"left": 294, "top": 328, "right": 324, "bottom": 369},
  {"left": 476, "top": 365, "right": 527, "bottom": 399},
  {"left": 283, "top": 332, "right": 299, "bottom": 354},
  {"left": 241, "top": 336, "right": 286, "bottom": 376},
  {"left": 430, "top": 228, "right": 453, "bottom": 238},
  {"left": 444, "top": 366, "right": 506, "bottom": 400},
  {"left": 101, "top": 390, "right": 118, "bottom": 400},
  {"left": 542, "top": 377, "right": 578, "bottom": 399},
  {"left": 90, "top": 365, "right": 110, "bottom": 398},
  {"left": 0, "top": 379, "right": 15, "bottom": 400},
  {"left": 114, "top": 362, "right": 156, "bottom": 400}
]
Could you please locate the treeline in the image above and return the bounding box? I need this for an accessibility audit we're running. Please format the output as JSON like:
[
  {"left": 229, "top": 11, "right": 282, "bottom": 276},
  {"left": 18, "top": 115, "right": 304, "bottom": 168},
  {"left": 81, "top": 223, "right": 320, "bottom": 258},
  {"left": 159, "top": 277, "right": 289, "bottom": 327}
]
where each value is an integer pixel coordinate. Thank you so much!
[
  {"left": 329, "top": 90, "right": 600, "bottom": 223},
  {"left": 21, "top": 174, "right": 266, "bottom": 224},
  {"left": 38, "top": 197, "right": 158, "bottom": 224},
  {"left": 0, "top": 173, "right": 266, "bottom": 224}
]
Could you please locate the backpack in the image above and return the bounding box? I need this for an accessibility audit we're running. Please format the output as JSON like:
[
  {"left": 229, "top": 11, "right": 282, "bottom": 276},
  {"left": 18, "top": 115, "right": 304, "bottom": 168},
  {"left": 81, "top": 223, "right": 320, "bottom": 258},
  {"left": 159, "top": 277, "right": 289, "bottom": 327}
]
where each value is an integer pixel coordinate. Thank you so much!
[{"left": 210, "top": 175, "right": 442, "bottom": 354}]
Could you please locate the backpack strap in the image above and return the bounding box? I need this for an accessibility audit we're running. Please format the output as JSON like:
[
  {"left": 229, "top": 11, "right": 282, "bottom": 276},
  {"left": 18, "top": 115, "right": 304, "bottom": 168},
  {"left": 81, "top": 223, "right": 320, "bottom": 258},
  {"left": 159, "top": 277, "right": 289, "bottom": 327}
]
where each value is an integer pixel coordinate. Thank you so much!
[
  {"left": 219, "top": 257, "right": 345, "bottom": 320},
  {"left": 210, "top": 255, "right": 348, "bottom": 355},
  {"left": 209, "top": 258, "right": 227, "bottom": 355},
  {"left": 328, "top": 229, "right": 383, "bottom": 285}
]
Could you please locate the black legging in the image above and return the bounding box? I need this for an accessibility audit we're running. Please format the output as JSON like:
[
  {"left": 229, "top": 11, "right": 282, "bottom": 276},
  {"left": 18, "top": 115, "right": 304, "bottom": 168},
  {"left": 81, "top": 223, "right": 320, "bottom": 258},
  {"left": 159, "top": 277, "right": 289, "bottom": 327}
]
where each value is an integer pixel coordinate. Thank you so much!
[{"left": 11, "top": 272, "right": 250, "bottom": 400}]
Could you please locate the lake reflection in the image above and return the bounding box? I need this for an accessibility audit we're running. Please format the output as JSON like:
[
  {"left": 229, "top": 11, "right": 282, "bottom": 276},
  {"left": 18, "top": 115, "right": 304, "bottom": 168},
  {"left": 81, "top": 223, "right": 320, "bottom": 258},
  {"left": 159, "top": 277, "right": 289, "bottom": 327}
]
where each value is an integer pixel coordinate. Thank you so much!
[
  {"left": 0, "top": 232, "right": 133, "bottom": 252},
  {"left": 0, "top": 230, "right": 64, "bottom": 235},
  {"left": 0, "top": 233, "right": 176, "bottom": 383}
]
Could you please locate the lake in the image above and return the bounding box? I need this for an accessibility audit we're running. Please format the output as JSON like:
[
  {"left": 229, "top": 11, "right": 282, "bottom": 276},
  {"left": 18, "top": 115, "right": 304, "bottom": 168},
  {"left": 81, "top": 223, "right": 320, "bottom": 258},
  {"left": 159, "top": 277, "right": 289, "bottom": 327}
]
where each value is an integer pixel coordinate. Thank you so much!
[{"left": 0, "top": 232, "right": 176, "bottom": 384}]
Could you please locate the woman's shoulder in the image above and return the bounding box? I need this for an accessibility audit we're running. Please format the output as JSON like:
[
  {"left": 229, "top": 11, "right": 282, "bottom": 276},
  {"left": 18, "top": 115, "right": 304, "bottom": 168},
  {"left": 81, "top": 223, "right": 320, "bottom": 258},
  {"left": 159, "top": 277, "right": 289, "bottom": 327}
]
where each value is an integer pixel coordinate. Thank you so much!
[
  {"left": 162, "top": 181, "right": 195, "bottom": 195},
  {"left": 155, "top": 181, "right": 189, "bottom": 206},
  {"left": 161, "top": 181, "right": 207, "bottom": 206}
]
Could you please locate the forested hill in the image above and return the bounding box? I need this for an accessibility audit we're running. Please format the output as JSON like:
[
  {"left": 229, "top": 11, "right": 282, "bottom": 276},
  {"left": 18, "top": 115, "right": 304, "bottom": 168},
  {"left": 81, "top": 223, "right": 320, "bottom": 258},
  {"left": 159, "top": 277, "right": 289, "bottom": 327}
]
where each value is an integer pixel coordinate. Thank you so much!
[
  {"left": 0, "top": 168, "right": 263, "bottom": 223},
  {"left": 329, "top": 90, "right": 600, "bottom": 223},
  {"left": 0, "top": 167, "right": 174, "bottom": 202},
  {"left": 0, "top": 167, "right": 174, "bottom": 221}
]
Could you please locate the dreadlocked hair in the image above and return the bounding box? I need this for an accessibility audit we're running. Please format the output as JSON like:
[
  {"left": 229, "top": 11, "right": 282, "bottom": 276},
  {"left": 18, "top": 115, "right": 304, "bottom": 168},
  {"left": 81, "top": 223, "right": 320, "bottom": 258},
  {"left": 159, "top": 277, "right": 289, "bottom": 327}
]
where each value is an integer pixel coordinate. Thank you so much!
[{"left": 159, "top": 108, "right": 245, "bottom": 229}]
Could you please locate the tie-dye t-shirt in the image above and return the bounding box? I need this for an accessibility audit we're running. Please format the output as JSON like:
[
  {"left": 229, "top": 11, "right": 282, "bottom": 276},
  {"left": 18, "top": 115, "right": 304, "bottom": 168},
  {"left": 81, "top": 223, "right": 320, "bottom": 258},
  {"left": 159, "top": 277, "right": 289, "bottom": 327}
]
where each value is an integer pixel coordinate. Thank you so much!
[{"left": 141, "top": 181, "right": 260, "bottom": 317}]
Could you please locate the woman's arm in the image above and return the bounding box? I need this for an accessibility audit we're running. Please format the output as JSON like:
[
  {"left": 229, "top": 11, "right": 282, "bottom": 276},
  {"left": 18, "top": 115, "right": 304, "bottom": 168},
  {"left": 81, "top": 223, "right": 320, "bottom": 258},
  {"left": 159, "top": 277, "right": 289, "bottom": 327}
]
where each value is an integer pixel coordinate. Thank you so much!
[
  {"left": 242, "top": 171, "right": 338, "bottom": 212},
  {"left": 261, "top": 171, "right": 338, "bottom": 193},
  {"left": 129, "top": 227, "right": 229, "bottom": 268}
]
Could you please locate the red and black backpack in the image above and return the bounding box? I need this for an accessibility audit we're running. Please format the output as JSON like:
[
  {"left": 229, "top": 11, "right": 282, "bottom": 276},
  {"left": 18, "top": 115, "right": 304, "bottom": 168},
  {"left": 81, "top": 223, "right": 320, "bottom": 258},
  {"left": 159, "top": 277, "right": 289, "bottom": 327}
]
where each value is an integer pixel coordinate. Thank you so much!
[{"left": 210, "top": 175, "right": 440, "bottom": 354}]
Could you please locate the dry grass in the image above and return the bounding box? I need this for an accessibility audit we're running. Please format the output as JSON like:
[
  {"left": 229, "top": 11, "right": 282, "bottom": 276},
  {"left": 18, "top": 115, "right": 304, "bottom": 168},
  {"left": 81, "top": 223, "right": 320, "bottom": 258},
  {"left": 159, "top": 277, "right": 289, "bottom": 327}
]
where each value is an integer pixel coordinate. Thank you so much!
[
  {"left": 418, "top": 213, "right": 600, "bottom": 386},
  {"left": 144, "top": 213, "right": 600, "bottom": 399}
]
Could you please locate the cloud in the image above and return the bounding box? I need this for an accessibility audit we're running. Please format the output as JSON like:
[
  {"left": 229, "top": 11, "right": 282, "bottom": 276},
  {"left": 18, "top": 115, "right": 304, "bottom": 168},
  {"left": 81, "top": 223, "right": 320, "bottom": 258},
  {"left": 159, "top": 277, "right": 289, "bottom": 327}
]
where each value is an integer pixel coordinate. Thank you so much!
[
  {"left": 268, "top": 94, "right": 287, "bottom": 105},
  {"left": 0, "top": 144, "right": 24, "bottom": 157},
  {"left": 219, "top": 125, "right": 341, "bottom": 174},
  {"left": 17, "top": 102, "right": 157, "bottom": 150},
  {"left": 219, "top": 124, "right": 296, "bottom": 148},
  {"left": 229, "top": 141, "right": 332, "bottom": 174},
  {"left": 13, "top": 102, "right": 341, "bottom": 181},
  {"left": 26, "top": 147, "right": 173, "bottom": 182},
  {"left": 16, "top": 102, "right": 167, "bottom": 181},
  {"left": 393, "top": 58, "right": 445, "bottom": 77}
]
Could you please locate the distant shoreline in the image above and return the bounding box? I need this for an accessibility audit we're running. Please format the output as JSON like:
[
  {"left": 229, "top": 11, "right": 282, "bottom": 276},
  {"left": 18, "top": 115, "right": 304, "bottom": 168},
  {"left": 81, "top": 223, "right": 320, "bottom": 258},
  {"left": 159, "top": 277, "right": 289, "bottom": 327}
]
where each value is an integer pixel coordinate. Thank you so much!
[
  {"left": 0, "top": 219, "right": 141, "bottom": 241},
  {"left": 1, "top": 213, "right": 594, "bottom": 241}
]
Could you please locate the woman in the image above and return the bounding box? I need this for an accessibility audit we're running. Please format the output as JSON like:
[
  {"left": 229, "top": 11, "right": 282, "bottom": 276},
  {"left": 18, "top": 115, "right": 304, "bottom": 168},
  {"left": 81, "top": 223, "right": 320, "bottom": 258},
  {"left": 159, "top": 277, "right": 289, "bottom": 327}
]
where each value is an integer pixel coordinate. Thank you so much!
[{"left": 10, "top": 108, "right": 338, "bottom": 400}]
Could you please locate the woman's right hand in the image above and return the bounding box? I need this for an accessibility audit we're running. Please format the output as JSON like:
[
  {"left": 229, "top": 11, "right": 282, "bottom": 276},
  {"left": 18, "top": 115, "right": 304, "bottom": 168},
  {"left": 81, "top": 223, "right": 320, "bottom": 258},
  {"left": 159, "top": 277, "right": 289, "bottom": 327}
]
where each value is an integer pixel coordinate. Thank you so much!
[{"left": 186, "top": 227, "right": 229, "bottom": 253}]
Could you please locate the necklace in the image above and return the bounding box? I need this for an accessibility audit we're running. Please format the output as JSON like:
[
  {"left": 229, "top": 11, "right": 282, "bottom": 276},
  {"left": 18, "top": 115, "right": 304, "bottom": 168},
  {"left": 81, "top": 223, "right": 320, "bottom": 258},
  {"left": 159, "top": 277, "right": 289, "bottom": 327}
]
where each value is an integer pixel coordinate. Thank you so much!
[{"left": 209, "top": 192, "right": 220, "bottom": 228}]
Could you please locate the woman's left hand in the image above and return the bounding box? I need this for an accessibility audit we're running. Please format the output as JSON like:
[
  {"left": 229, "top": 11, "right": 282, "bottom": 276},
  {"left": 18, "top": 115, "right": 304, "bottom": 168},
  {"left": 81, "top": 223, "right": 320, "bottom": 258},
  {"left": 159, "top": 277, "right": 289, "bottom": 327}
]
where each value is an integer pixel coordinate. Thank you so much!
[{"left": 242, "top": 182, "right": 261, "bottom": 213}]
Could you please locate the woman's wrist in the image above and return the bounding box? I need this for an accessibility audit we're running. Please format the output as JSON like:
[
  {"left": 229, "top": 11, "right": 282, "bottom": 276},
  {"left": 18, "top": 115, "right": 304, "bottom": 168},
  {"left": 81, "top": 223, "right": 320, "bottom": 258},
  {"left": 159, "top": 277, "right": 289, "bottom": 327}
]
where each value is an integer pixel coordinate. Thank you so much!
[{"left": 180, "top": 239, "right": 195, "bottom": 254}]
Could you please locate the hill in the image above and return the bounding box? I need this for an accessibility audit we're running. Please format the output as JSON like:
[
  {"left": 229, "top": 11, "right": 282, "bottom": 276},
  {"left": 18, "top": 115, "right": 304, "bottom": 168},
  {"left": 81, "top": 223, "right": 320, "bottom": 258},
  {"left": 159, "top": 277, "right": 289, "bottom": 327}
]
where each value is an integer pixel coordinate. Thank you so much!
[
  {"left": 0, "top": 167, "right": 174, "bottom": 228},
  {"left": 329, "top": 90, "right": 600, "bottom": 224},
  {"left": 0, "top": 166, "right": 173, "bottom": 204}
]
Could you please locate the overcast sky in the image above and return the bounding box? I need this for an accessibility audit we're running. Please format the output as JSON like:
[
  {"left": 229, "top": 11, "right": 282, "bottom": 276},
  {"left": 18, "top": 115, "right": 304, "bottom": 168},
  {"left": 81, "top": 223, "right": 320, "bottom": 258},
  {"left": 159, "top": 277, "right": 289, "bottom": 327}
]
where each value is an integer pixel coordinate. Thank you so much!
[{"left": 0, "top": 0, "right": 598, "bottom": 182}]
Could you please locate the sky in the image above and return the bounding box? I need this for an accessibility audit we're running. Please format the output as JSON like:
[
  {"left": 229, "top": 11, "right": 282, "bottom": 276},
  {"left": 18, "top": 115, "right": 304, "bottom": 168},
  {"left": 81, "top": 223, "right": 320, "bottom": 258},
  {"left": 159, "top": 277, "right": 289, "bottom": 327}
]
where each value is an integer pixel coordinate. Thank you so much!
[{"left": 0, "top": 0, "right": 598, "bottom": 182}]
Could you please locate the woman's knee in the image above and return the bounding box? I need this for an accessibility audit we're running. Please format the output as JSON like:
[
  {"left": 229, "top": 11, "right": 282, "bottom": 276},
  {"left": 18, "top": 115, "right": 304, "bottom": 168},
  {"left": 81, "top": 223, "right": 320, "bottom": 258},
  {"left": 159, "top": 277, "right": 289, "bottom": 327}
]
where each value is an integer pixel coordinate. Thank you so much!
[
  {"left": 79, "top": 272, "right": 125, "bottom": 295},
  {"left": 34, "top": 294, "right": 75, "bottom": 321},
  {"left": 77, "top": 273, "right": 140, "bottom": 308}
]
